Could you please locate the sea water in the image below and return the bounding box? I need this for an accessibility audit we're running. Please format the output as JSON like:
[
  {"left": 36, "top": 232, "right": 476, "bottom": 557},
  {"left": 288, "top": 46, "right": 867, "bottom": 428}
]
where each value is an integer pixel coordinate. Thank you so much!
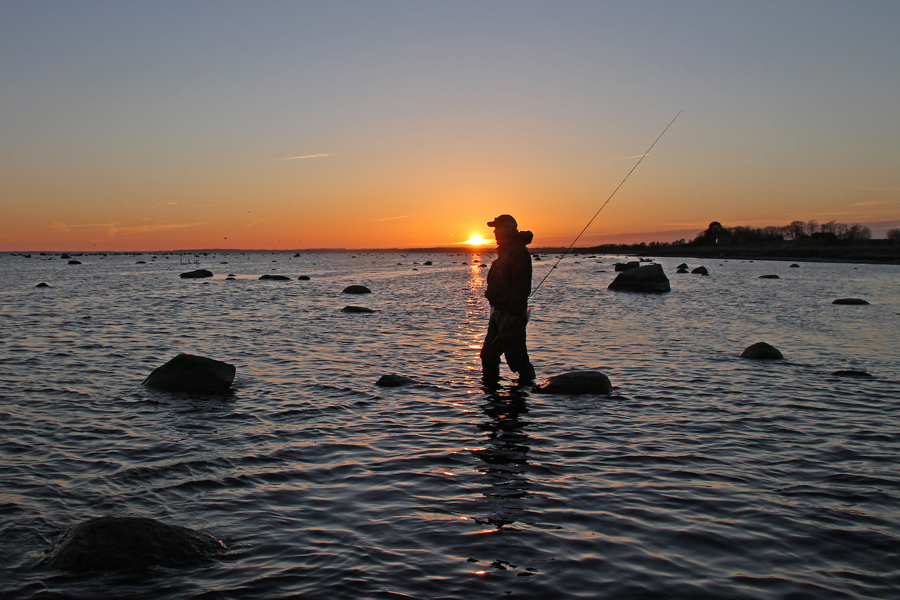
[{"left": 1, "top": 251, "right": 898, "bottom": 599}]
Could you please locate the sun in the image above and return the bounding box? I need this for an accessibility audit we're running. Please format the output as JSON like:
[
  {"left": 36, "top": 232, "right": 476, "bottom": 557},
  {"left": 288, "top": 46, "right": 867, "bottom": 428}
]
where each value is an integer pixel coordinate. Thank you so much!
[{"left": 463, "top": 234, "right": 489, "bottom": 245}]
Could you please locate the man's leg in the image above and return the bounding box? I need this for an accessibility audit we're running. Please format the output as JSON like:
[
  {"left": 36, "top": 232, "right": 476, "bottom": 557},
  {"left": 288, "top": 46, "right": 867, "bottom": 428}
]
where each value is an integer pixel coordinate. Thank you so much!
[
  {"left": 480, "top": 312, "right": 503, "bottom": 381},
  {"left": 503, "top": 315, "right": 535, "bottom": 381}
]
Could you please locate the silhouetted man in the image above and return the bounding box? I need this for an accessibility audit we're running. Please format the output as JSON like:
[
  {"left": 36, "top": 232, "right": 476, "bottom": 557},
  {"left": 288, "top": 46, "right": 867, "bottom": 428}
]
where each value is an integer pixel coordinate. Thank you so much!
[{"left": 480, "top": 214, "right": 536, "bottom": 382}]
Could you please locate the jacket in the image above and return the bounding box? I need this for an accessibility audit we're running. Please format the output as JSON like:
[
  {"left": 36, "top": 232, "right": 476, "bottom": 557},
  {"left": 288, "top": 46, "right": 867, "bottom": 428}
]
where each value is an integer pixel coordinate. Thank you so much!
[{"left": 484, "top": 230, "right": 533, "bottom": 314}]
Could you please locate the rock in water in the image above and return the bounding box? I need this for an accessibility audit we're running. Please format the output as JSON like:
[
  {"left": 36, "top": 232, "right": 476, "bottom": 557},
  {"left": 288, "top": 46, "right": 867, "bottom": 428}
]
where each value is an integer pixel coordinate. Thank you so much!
[
  {"left": 343, "top": 285, "right": 371, "bottom": 294},
  {"left": 259, "top": 274, "right": 291, "bottom": 281},
  {"left": 142, "top": 353, "right": 235, "bottom": 394},
  {"left": 532, "top": 371, "right": 612, "bottom": 395},
  {"left": 341, "top": 306, "right": 376, "bottom": 313},
  {"left": 376, "top": 374, "right": 417, "bottom": 387},
  {"left": 614, "top": 261, "right": 641, "bottom": 272},
  {"left": 35, "top": 282, "right": 51, "bottom": 288},
  {"left": 43, "top": 516, "right": 224, "bottom": 572},
  {"left": 607, "top": 264, "right": 670, "bottom": 293},
  {"left": 832, "top": 298, "right": 869, "bottom": 305},
  {"left": 831, "top": 370, "right": 872, "bottom": 377},
  {"left": 740, "top": 342, "right": 784, "bottom": 360},
  {"left": 759, "top": 274, "right": 780, "bottom": 279},
  {"left": 298, "top": 275, "right": 310, "bottom": 280},
  {"left": 180, "top": 269, "right": 213, "bottom": 279},
  {"left": 691, "top": 266, "right": 709, "bottom": 275}
]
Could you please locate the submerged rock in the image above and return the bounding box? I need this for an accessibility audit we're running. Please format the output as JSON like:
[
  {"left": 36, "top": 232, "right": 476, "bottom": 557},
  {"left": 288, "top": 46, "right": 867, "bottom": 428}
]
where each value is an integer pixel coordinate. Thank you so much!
[
  {"left": 298, "top": 275, "right": 310, "bottom": 280},
  {"left": 832, "top": 298, "right": 869, "bottom": 305},
  {"left": 343, "top": 285, "right": 371, "bottom": 294},
  {"left": 341, "top": 306, "right": 376, "bottom": 313},
  {"left": 608, "top": 264, "right": 670, "bottom": 293},
  {"left": 740, "top": 342, "right": 784, "bottom": 360},
  {"left": 68, "top": 260, "right": 82, "bottom": 265},
  {"left": 180, "top": 269, "right": 213, "bottom": 279},
  {"left": 142, "top": 353, "right": 235, "bottom": 394},
  {"left": 790, "top": 264, "right": 800, "bottom": 268},
  {"left": 376, "top": 374, "right": 417, "bottom": 387},
  {"left": 533, "top": 371, "right": 612, "bottom": 395},
  {"left": 35, "top": 282, "right": 51, "bottom": 288},
  {"left": 259, "top": 274, "right": 291, "bottom": 281},
  {"left": 43, "top": 516, "right": 224, "bottom": 572},
  {"left": 759, "top": 274, "right": 780, "bottom": 279},
  {"left": 831, "top": 370, "right": 872, "bottom": 377}
]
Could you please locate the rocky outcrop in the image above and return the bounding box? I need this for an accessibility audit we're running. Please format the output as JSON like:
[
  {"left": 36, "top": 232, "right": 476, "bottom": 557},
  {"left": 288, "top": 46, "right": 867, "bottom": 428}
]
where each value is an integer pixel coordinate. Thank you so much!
[
  {"left": 532, "top": 371, "right": 612, "bottom": 395},
  {"left": 343, "top": 285, "right": 371, "bottom": 294},
  {"left": 608, "top": 264, "right": 670, "bottom": 293},
  {"left": 614, "top": 261, "right": 641, "bottom": 272},
  {"left": 376, "top": 374, "right": 418, "bottom": 387},
  {"left": 42, "top": 516, "right": 224, "bottom": 572},
  {"left": 180, "top": 269, "right": 213, "bottom": 279},
  {"left": 341, "top": 306, "right": 376, "bottom": 313},
  {"left": 740, "top": 342, "right": 783, "bottom": 360},
  {"left": 142, "top": 353, "right": 235, "bottom": 394},
  {"left": 259, "top": 274, "right": 291, "bottom": 281},
  {"left": 832, "top": 298, "right": 869, "bottom": 305}
]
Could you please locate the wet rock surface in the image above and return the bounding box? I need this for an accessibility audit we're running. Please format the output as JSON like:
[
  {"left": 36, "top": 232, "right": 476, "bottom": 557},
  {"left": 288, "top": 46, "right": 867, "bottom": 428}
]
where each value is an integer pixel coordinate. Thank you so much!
[
  {"left": 180, "top": 269, "right": 213, "bottom": 279},
  {"left": 740, "top": 342, "right": 784, "bottom": 360},
  {"left": 142, "top": 353, "right": 236, "bottom": 394},
  {"left": 43, "top": 516, "right": 224, "bottom": 572},
  {"left": 343, "top": 285, "right": 372, "bottom": 294},
  {"left": 608, "top": 264, "right": 670, "bottom": 293},
  {"left": 533, "top": 371, "right": 612, "bottom": 395}
]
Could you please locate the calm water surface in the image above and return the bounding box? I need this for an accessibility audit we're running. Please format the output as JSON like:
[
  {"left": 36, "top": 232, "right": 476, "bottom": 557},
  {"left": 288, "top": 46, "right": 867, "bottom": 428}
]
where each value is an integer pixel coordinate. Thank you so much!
[{"left": 1, "top": 251, "right": 899, "bottom": 599}]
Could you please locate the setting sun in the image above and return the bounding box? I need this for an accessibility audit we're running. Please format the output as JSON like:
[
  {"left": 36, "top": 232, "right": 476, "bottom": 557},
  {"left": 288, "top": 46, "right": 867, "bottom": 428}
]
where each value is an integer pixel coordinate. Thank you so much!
[{"left": 463, "top": 235, "right": 490, "bottom": 246}]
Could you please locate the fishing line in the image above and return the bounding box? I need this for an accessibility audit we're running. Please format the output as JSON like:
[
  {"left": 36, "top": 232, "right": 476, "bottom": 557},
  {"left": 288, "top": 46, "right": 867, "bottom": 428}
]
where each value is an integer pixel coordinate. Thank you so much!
[{"left": 529, "top": 110, "right": 682, "bottom": 298}]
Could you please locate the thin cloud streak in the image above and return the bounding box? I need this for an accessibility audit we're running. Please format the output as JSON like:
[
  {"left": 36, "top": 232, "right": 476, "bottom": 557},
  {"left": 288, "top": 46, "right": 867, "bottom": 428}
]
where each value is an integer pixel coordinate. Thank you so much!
[
  {"left": 256, "top": 153, "right": 331, "bottom": 163},
  {"left": 852, "top": 200, "right": 898, "bottom": 206},
  {"left": 376, "top": 215, "right": 414, "bottom": 221},
  {"left": 600, "top": 154, "right": 648, "bottom": 163}
]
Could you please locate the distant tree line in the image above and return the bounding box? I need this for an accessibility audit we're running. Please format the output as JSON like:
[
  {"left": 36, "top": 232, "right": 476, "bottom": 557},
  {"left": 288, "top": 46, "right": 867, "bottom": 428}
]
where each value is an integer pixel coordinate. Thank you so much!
[{"left": 690, "top": 220, "right": 878, "bottom": 246}]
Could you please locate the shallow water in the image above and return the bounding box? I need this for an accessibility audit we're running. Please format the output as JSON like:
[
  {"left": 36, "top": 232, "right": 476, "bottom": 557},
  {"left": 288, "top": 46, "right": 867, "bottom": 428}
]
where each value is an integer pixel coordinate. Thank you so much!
[{"left": 1, "top": 251, "right": 899, "bottom": 599}]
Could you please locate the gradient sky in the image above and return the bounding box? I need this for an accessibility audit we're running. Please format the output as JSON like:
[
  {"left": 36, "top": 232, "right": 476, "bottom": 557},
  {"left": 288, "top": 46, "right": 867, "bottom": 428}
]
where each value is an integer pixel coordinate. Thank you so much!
[{"left": 2, "top": 1, "right": 898, "bottom": 251}]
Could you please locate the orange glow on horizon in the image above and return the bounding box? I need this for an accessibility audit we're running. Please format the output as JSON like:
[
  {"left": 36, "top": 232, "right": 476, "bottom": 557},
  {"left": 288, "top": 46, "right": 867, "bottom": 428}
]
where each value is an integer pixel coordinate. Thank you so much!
[{"left": 463, "top": 235, "right": 490, "bottom": 246}]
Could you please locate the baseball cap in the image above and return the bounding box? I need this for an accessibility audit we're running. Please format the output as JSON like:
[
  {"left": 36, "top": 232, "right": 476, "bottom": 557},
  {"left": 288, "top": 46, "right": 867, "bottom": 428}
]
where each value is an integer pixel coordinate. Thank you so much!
[{"left": 487, "top": 214, "right": 517, "bottom": 229}]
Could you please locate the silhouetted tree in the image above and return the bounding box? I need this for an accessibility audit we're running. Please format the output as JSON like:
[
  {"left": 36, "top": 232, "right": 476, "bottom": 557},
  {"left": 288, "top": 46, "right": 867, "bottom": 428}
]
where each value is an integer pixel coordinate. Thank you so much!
[
  {"left": 805, "top": 220, "right": 818, "bottom": 236},
  {"left": 887, "top": 228, "right": 900, "bottom": 242},
  {"left": 786, "top": 220, "right": 806, "bottom": 240}
]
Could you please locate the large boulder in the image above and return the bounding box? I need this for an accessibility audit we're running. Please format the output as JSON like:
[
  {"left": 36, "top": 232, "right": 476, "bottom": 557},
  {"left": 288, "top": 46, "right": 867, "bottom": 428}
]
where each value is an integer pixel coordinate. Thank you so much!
[
  {"left": 180, "top": 269, "right": 213, "bottom": 279},
  {"left": 740, "top": 342, "right": 783, "bottom": 360},
  {"left": 142, "top": 353, "right": 235, "bottom": 394},
  {"left": 608, "top": 264, "right": 670, "bottom": 293},
  {"left": 42, "top": 516, "right": 224, "bottom": 572},
  {"left": 532, "top": 371, "right": 612, "bottom": 395},
  {"left": 614, "top": 261, "right": 641, "bottom": 272},
  {"left": 343, "top": 285, "right": 371, "bottom": 294}
]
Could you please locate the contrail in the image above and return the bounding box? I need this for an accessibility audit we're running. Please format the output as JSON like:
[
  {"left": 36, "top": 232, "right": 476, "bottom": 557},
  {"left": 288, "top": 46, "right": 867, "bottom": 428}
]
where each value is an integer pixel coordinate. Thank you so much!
[
  {"left": 376, "top": 215, "right": 414, "bottom": 221},
  {"left": 600, "top": 154, "right": 649, "bottom": 163}
]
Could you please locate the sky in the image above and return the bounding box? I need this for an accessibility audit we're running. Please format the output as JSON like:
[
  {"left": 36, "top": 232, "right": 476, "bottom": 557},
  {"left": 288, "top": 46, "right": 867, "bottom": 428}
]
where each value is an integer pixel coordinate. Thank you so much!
[{"left": 1, "top": 0, "right": 898, "bottom": 251}]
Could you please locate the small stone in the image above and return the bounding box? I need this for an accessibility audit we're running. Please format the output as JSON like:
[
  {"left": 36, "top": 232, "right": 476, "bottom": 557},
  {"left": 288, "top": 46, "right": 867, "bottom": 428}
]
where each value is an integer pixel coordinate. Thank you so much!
[
  {"left": 35, "top": 282, "right": 51, "bottom": 288},
  {"left": 342, "top": 306, "right": 376, "bottom": 313},
  {"left": 343, "top": 285, "right": 371, "bottom": 294},
  {"left": 740, "top": 342, "right": 783, "bottom": 360},
  {"left": 832, "top": 298, "right": 869, "bottom": 305},
  {"left": 298, "top": 275, "right": 310, "bottom": 280},
  {"left": 180, "top": 269, "right": 213, "bottom": 279}
]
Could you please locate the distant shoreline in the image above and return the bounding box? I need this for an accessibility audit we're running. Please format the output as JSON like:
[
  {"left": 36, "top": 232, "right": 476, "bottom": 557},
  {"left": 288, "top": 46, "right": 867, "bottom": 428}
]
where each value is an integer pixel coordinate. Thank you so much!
[{"left": 5, "top": 240, "right": 899, "bottom": 265}]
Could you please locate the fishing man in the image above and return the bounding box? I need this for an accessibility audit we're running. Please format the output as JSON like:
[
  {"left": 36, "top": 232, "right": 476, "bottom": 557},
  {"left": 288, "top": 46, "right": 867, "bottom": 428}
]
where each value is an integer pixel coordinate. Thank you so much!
[{"left": 480, "top": 214, "right": 536, "bottom": 382}]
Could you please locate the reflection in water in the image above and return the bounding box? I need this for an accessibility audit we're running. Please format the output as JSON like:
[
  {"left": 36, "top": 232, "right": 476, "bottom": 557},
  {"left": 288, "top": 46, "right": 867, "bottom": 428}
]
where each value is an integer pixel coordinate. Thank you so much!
[{"left": 472, "top": 382, "right": 532, "bottom": 531}]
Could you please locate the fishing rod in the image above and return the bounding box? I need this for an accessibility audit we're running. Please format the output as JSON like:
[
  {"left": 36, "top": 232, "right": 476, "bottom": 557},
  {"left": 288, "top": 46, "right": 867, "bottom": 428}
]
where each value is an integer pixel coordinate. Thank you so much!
[{"left": 530, "top": 109, "right": 683, "bottom": 298}]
